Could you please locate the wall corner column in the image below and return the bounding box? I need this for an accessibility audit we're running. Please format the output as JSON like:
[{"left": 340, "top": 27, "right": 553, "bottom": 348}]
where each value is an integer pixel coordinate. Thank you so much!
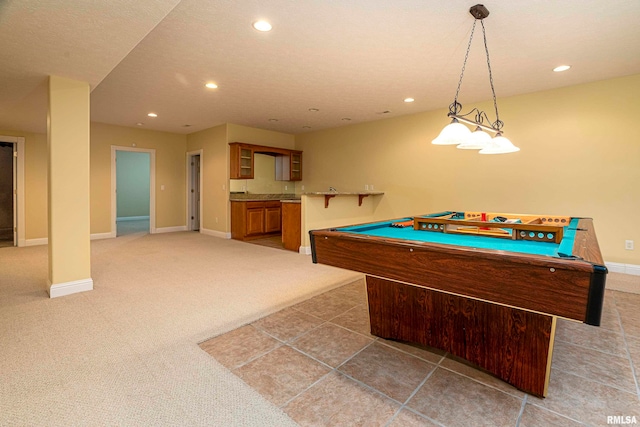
[{"left": 47, "top": 76, "right": 93, "bottom": 298}]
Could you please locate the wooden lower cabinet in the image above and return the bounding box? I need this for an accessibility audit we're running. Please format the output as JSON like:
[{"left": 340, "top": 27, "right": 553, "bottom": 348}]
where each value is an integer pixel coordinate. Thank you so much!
[
  {"left": 246, "top": 207, "right": 265, "bottom": 235},
  {"left": 231, "top": 200, "right": 281, "bottom": 240},
  {"left": 282, "top": 202, "right": 301, "bottom": 251},
  {"left": 265, "top": 206, "right": 282, "bottom": 233}
]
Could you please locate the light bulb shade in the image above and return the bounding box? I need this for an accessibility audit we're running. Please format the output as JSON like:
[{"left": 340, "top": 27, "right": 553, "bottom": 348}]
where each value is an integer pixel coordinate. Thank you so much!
[
  {"left": 457, "top": 127, "right": 491, "bottom": 149},
  {"left": 479, "top": 134, "right": 520, "bottom": 154},
  {"left": 432, "top": 120, "right": 471, "bottom": 145}
]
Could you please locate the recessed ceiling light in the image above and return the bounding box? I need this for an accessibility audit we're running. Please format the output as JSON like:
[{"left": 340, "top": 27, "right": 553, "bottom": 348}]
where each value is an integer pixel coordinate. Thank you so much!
[
  {"left": 341, "top": 118, "right": 351, "bottom": 121},
  {"left": 147, "top": 113, "right": 157, "bottom": 118},
  {"left": 253, "top": 20, "right": 272, "bottom": 32},
  {"left": 302, "top": 126, "right": 311, "bottom": 129},
  {"left": 268, "top": 118, "right": 279, "bottom": 122},
  {"left": 136, "top": 122, "right": 144, "bottom": 126},
  {"left": 205, "top": 82, "right": 218, "bottom": 89},
  {"left": 404, "top": 98, "right": 415, "bottom": 103},
  {"left": 553, "top": 65, "right": 571, "bottom": 72},
  {"left": 308, "top": 108, "right": 319, "bottom": 112},
  {"left": 182, "top": 124, "right": 192, "bottom": 128}
]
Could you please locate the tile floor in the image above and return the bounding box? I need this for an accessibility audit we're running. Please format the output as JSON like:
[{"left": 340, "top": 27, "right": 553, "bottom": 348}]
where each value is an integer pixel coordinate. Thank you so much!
[
  {"left": 200, "top": 279, "right": 640, "bottom": 426},
  {"left": 247, "top": 235, "right": 287, "bottom": 250}
]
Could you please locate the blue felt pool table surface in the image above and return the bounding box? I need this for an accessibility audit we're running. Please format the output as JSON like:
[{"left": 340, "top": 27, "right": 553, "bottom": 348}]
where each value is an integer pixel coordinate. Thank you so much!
[{"left": 337, "top": 215, "right": 580, "bottom": 258}]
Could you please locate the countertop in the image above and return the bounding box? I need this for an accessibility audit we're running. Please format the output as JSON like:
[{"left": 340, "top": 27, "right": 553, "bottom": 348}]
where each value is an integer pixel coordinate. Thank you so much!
[
  {"left": 302, "top": 191, "right": 384, "bottom": 196},
  {"left": 229, "top": 193, "right": 300, "bottom": 202}
]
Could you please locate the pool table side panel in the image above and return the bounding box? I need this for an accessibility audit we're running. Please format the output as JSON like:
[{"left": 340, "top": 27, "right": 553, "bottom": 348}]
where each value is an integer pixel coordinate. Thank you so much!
[
  {"left": 367, "top": 276, "right": 553, "bottom": 397},
  {"left": 312, "top": 231, "right": 593, "bottom": 322}
]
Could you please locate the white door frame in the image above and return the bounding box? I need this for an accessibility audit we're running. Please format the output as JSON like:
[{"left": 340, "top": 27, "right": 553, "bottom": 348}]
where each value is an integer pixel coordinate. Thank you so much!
[
  {"left": 0, "top": 136, "right": 25, "bottom": 246},
  {"left": 185, "top": 149, "right": 203, "bottom": 232},
  {"left": 111, "top": 146, "right": 156, "bottom": 236}
]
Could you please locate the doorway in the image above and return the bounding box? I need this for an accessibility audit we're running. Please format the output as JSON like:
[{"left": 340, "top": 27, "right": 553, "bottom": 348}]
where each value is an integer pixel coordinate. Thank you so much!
[
  {"left": 186, "top": 150, "right": 203, "bottom": 231},
  {"left": 0, "top": 142, "right": 15, "bottom": 247},
  {"left": 111, "top": 146, "right": 156, "bottom": 237}
]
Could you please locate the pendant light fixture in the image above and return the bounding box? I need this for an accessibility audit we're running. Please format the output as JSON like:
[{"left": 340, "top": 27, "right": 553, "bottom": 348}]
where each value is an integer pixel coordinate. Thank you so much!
[{"left": 432, "top": 4, "right": 519, "bottom": 154}]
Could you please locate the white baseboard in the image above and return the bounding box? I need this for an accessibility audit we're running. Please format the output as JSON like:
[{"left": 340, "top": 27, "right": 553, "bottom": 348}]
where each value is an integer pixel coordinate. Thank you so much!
[
  {"left": 299, "top": 245, "right": 312, "bottom": 255},
  {"left": 25, "top": 232, "right": 116, "bottom": 246},
  {"left": 201, "top": 228, "right": 231, "bottom": 239},
  {"left": 606, "top": 262, "right": 640, "bottom": 276},
  {"left": 154, "top": 225, "right": 188, "bottom": 234},
  {"left": 48, "top": 278, "right": 93, "bottom": 298},
  {"left": 116, "top": 216, "right": 150, "bottom": 222},
  {"left": 91, "top": 231, "right": 116, "bottom": 240},
  {"left": 25, "top": 238, "right": 48, "bottom": 246}
]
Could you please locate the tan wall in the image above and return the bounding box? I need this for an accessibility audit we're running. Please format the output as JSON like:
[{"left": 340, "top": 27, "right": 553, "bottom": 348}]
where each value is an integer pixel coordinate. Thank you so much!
[
  {"left": 91, "top": 122, "right": 187, "bottom": 233},
  {"left": 229, "top": 153, "right": 296, "bottom": 195},
  {"left": 9, "top": 122, "right": 195, "bottom": 240},
  {"left": 296, "top": 74, "right": 640, "bottom": 265},
  {"left": 227, "top": 123, "right": 295, "bottom": 149},
  {"left": 186, "top": 123, "right": 297, "bottom": 234},
  {"left": 25, "top": 132, "right": 48, "bottom": 240},
  {"left": 227, "top": 123, "right": 298, "bottom": 196},
  {"left": 186, "top": 124, "right": 228, "bottom": 233},
  {"left": 0, "top": 129, "right": 48, "bottom": 240},
  {"left": 47, "top": 76, "right": 91, "bottom": 286},
  {"left": 301, "top": 194, "right": 384, "bottom": 248}
]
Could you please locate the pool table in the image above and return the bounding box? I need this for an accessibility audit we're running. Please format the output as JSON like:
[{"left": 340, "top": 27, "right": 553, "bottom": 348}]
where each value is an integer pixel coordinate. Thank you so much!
[{"left": 309, "top": 211, "right": 607, "bottom": 397}]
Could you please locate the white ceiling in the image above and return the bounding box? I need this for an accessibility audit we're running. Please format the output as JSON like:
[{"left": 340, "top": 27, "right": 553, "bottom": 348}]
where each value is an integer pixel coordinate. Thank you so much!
[{"left": 1, "top": 0, "right": 639, "bottom": 135}]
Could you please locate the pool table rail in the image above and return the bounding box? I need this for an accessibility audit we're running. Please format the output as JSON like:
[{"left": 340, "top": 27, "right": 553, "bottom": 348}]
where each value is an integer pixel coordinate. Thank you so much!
[{"left": 310, "top": 220, "right": 606, "bottom": 325}]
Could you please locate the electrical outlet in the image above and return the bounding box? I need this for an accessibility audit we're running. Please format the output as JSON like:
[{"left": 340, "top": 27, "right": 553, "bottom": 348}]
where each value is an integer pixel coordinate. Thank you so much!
[
  {"left": 365, "top": 184, "right": 369, "bottom": 191},
  {"left": 370, "top": 184, "right": 374, "bottom": 191},
  {"left": 285, "top": 185, "right": 288, "bottom": 190},
  {"left": 625, "top": 240, "right": 634, "bottom": 250}
]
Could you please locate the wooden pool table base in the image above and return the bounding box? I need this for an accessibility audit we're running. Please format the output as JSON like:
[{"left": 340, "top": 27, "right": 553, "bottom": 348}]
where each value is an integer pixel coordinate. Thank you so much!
[{"left": 366, "top": 275, "right": 556, "bottom": 397}]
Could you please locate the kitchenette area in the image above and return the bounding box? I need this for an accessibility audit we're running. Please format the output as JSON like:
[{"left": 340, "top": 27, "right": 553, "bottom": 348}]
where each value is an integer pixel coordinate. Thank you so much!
[
  {"left": 228, "top": 141, "right": 384, "bottom": 253},
  {"left": 229, "top": 142, "right": 302, "bottom": 251}
]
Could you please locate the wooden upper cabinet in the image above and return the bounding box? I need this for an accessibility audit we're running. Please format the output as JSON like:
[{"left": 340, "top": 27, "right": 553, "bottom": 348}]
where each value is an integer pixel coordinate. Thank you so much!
[
  {"left": 230, "top": 142, "right": 302, "bottom": 181},
  {"left": 230, "top": 143, "right": 254, "bottom": 179},
  {"left": 289, "top": 151, "right": 302, "bottom": 181}
]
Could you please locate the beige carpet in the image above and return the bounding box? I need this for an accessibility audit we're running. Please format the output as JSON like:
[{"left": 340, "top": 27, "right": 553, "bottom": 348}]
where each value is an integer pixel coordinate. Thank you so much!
[{"left": 0, "top": 232, "right": 361, "bottom": 426}]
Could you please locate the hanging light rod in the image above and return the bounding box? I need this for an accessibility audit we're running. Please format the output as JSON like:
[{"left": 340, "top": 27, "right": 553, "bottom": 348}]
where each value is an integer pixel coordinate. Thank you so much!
[{"left": 432, "top": 4, "right": 519, "bottom": 154}]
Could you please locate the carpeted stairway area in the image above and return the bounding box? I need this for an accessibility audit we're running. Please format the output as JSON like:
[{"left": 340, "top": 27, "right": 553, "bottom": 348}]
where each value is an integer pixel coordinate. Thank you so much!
[{"left": 0, "top": 232, "right": 360, "bottom": 426}]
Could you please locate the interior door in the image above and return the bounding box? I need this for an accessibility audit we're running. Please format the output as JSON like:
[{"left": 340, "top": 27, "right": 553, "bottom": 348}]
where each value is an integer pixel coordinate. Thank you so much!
[
  {"left": 0, "top": 142, "right": 14, "bottom": 246},
  {"left": 190, "top": 154, "right": 201, "bottom": 231}
]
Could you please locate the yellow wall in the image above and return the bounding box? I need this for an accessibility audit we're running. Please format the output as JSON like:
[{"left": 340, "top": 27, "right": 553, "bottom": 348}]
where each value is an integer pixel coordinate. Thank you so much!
[
  {"left": 229, "top": 153, "right": 297, "bottom": 194},
  {"left": 186, "top": 123, "right": 228, "bottom": 233},
  {"left": 227, "top": 123, "right": 295, "bottom": 149},
  {"left": 47, "top": 76, "right": 91, "bottom": 287},
  {"left": 6, "top": 74, "right": 639, "bottom": 268},
  {"left": 301, "top": 193, "right": 384, "bottom": 249},
  {"left": 296, "top": 74, "right": 640, "bottom": 265},
  {"left": 90, "top": 122, "right": 187, "bottom": 233},
  {"left": 227, "top": 123, "right": 298, "bottom": 196},
  {"left": 0, "top": 129, "right": 48, "bottom": 240},
  {"left": 187, "top": 123, "right": 297, "bottom": 233},
  {"left": 24, "top": 132, "right": 48, "bottom": 240}
]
